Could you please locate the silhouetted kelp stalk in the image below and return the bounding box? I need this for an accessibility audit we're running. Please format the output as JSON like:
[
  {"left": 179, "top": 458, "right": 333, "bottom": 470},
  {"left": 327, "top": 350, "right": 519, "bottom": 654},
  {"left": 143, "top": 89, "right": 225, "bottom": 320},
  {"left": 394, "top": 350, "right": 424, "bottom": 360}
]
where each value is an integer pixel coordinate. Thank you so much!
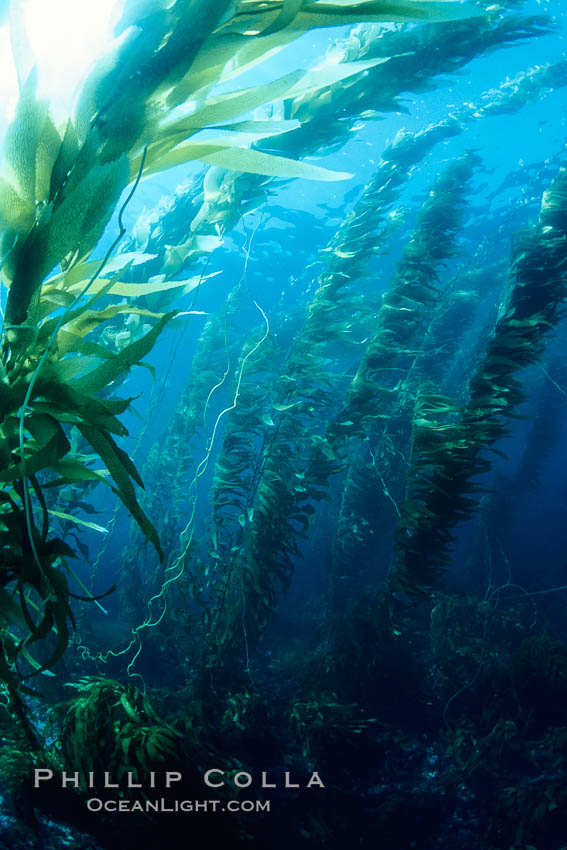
[
  {"left": 290, "top": 152, "right": 478, "bottom": 530},
  {"left": 320, "top": 154, "right": 478, "bottom": 608},
  {"left": 327, "top": 262, "right": 510, "bottom": 609},
  {"left": 468, "top": 354, "right": 567, "bottom": 570},
  {"left": 391, "top": 163, "right": 567, "bottom": 598},
  {"left": 201, "top": 331, "right": 285, "bottom": 663},
  {"left": 515, "top": 358, "right": 567, "bottom": 492},
  {"left": 332, "top": 152, "right": 479, "bottom": 438},
  {"left": 409, "top": 287, "right": 483, "bottom": 391}
]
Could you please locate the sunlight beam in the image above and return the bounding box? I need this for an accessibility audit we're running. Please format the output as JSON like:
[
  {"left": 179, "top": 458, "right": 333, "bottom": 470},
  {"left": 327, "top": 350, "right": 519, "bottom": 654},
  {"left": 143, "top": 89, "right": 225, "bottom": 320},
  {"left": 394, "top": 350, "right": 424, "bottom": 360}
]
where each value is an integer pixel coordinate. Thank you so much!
[{"left": 0, "top": 0, "right": 122, "bottom": 127}]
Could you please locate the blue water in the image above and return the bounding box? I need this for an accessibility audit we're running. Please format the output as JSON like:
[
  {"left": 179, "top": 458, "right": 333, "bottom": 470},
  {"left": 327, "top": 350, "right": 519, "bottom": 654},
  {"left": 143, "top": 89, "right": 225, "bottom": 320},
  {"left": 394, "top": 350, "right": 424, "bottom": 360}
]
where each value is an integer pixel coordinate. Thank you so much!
[{"left": 2, "top": 1, "right": 567, "bottom": 847}]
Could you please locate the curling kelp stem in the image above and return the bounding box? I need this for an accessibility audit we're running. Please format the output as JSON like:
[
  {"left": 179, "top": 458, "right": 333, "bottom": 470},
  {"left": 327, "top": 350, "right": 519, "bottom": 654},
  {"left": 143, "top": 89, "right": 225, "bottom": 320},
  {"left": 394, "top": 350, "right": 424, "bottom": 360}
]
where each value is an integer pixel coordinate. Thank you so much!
[{"left": 77, "top": 214, "right": 270, "bottom": 681}]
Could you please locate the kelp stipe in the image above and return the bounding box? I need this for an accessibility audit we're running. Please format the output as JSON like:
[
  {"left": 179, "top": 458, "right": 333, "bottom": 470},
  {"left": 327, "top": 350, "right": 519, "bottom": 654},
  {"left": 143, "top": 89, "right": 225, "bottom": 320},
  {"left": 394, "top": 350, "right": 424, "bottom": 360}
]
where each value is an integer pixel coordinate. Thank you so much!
[
  {"left": 332, "top": 151, "right": 480, "bottom": 437},
  {"left": 325, "top": 153, "right": 479, "bottom": 612},
  {"left": 186, "top": 149, "right": 480, "bottom": 676}
]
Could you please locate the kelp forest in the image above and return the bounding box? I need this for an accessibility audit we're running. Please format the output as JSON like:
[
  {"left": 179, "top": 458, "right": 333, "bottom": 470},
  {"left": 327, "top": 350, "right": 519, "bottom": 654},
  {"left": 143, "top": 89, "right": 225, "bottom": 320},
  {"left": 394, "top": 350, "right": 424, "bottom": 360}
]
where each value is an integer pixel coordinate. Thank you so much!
[{"left": 0, "top": 0, "right": 567, "bottom": 848}]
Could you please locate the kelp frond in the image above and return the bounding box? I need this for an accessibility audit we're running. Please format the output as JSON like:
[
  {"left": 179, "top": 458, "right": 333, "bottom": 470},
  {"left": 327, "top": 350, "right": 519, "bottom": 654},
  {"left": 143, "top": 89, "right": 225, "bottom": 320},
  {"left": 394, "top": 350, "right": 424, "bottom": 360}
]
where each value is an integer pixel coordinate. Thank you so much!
[{"left": 391, "top": 164, "right": 567, "bottom": 597}]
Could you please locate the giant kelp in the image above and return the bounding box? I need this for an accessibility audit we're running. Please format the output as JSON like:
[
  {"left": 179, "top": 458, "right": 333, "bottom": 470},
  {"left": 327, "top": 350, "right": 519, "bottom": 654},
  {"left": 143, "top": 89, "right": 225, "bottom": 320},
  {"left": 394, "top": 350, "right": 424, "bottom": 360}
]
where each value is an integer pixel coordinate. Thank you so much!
[
  {"left": 0, "top": 0, "right": 485, "bottom": 689},
  {"left": 148, "top": 43, "right": 566, "bottom": 644},
  {"left": 192, "top": 144, "right": 464, "bottom": 666},
  {"left": 135, "top": 41, "right": 567, "bottom": 599},
  {"left": 124, "top": 7, "right": 553, "bottom": 281},
  {"left": 325, "top": 152, "right": 479, "bottom": 616},
  {"left": 119, "top": 44, "right": 567, "bottom": 675},
  {"left": 113, "top": 5, "right": 558, "bottom": 562},
  {"left": 3, "top": 2, "right": 567, "bottom": 848},
  {"left": 392, "top": 163, "right": 567, "bottom": 596}
]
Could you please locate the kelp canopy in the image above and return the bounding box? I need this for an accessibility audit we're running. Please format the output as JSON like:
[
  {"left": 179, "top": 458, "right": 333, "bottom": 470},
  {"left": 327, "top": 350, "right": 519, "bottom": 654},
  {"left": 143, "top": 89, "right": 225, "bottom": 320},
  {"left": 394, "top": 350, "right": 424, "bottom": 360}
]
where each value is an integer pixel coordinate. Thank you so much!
[{"left": 1, "top": 0, "right": 567, "bottom": 848}]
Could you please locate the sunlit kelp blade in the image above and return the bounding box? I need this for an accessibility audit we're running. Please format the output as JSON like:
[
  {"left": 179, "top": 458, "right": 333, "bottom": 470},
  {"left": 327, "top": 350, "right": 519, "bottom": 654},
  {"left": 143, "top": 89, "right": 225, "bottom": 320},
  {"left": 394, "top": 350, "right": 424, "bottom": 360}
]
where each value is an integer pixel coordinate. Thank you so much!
[
  {"left": 223, "top": 0, "right": 483, "bottom": 35},
  {"left": 129, "top": 11, "right": 552, "bottom": 287}
]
